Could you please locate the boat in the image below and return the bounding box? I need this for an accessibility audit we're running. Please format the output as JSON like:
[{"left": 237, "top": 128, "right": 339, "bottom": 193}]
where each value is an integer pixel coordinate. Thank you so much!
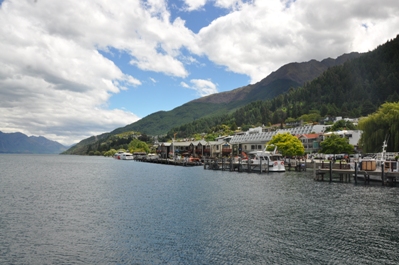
[
  {"left": 359, "top": 140, "right": 389, "bottom": 171},
  {"left": 243, "top": 145, "right": 285, "bottom": 172},
  {"left": 146, "top": 153, "right": 159, "bottom": 161},
  {"left": 113, "top": 151, "right": 124, "bottom": 159},
  {"left": 121, "top": 152, "right": 134, "bottom": 160},
  {"left": 113, "top": 151, "right": 134, "bottom": 160}
]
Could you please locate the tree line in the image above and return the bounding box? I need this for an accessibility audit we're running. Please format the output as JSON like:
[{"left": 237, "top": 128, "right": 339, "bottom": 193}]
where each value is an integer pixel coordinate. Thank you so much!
[{"left": 164, "top": 36, "right": 399, "bottom": 152}]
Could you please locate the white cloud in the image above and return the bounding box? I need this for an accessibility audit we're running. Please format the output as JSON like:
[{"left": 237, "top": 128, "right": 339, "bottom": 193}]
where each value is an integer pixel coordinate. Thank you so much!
[
  {"left": 0, "top": 0, "right": 197, "bottom": 145},
  {"left": 197, "top": 0, "right": 399, "bottom": 83},
  {"left": 183, "top": 0, "right": 207, "bottom": 11},
  {"left": 182, "top": 0, "right": 251, "bottom": 12},
  {"left": 1, "top": 0, "right": 399, "bottom": 145},
  {"left": 180, "top": 82, "right": 191, "bottom": 88},
  {"left": 214, "top": 0, "right": 249, "bottom": 10},
  {"left": 184, "top": 79, "right": 218, "bottom": 97}
]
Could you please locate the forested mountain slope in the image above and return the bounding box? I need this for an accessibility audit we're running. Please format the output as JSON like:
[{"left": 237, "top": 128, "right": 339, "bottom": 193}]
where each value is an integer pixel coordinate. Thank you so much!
[
  {"left": 111, "top": 53, "right": 361, "bottom": 137},
  {"left": 166, "top": 35, "right": 399, "bottom": 141},
  {"left": 65, "top": 46, "right": 376, "bottom": 154}
]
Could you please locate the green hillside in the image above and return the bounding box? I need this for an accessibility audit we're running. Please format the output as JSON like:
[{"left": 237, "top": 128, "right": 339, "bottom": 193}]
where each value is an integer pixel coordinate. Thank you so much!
[
  {"left": 111, "top": 102, "right": 230, "bottom": 136},
  {"left": 110, "top": 53, "right": 361, "bottom": 136},
  {"left": 165, "top": 35, "right": 399, "bottom": 148},
  {"left": 63, "top": 36, "right": 399, "bottom": 155}
]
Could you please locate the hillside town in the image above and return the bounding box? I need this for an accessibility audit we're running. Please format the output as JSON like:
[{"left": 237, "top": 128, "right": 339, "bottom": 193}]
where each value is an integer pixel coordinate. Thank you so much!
[{"left": 154, "top": 117, "right": 363, "bottom": 160}]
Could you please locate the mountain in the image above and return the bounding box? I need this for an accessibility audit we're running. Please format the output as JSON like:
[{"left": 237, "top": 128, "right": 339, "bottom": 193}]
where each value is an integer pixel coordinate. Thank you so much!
[
  {"left": 194, "top": 53, "right": 362, "bottom": 105},
  {"left": 111, "top": 52, "right": 361, "bottom": 136},
  {"left": 0, "top": 131, "right": 67, "bottom": 154},
  {"left": 64, "top": 52, "right": 362, "bottom": 155}
]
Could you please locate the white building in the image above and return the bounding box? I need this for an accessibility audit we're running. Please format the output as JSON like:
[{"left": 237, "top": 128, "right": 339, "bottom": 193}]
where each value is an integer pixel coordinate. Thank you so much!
[
  {"left": 323, "top": 130, "right": 362, "bottom": 147},
  {"left": 230, "top": 125, "right": 328, "bottom": 154}
]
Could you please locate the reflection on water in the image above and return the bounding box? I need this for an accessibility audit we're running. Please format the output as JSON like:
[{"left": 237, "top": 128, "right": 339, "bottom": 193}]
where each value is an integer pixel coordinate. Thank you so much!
[{"left": 0, "top": 155, "right": 398, "bottom": 264}]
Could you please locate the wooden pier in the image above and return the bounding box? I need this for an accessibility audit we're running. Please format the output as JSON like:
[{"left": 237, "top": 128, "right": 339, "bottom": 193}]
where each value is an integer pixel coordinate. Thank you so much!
[
  {"left": 313, "top": 161, "right": 399, "bottom": 186},
  {"left": 135, "top": 156, "right": 399, "bottom": 186},
  {"left": 203, "top": 158, "right": 308, "bottom": 173},
  {"left": 134, "top": 157, "right": 203, "bottom": 167},
  {"left": 203, "top": 158, "right": 274, "bottom": 173},
  {"left": 202, "top": 158, "right": 399, "bottom": 187}
]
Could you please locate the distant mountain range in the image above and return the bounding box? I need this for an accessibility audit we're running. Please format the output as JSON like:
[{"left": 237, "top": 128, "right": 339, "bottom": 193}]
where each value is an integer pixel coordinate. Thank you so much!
[
  {"left": 194, "top": 52, "right": 362, "bottom": 105},
  {"left": 64, "top": 51, "right": 364, "bottom": 155},
  {"left": 64, "top": 34, "right": 399, "bottom": 155},
  {"left": 110, "top": 52, "right": 362, "bottom": 137},
  {"left": 0, "top": 131, "right": 67, "bottom": 154}
]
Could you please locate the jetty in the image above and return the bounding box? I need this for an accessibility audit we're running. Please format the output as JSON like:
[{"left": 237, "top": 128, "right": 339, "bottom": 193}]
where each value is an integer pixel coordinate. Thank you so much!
[
  {"left": 203, "top": 157, "right": 303, "bottom": 173},
  {"left": 134, "top": 156, "right": 203, "bottom": 167},
  {"left": 313, "top": 160, "right": 399, "bottom": 186},
  {"left": 202, "top": 157, "right": 399, "bottom": 186},
  {"left": 133, "top": 153, "right": 399, "bottom": 186}
]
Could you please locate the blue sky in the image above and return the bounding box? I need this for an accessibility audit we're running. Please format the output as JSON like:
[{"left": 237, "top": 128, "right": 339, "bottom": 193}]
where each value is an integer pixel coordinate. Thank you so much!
[{"left": 0, "top": 0, "right": 398, "bottom": 145}]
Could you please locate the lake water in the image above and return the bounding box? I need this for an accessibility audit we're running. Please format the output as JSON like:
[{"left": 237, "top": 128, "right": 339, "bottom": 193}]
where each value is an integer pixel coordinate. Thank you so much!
[{"left": 1, "top": 154, "right": 399, "bottom": 264}]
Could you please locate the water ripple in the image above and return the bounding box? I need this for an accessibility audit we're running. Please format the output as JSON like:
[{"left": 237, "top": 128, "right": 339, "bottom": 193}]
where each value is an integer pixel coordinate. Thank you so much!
[{"left": 1, "top": 155, "right": 399, "bottom": 264}]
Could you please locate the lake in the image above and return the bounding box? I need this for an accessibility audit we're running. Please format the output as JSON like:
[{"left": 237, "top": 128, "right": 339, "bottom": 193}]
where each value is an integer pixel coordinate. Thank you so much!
[{"left": 1, "top": 154, "right": 399, "bottom": 264}]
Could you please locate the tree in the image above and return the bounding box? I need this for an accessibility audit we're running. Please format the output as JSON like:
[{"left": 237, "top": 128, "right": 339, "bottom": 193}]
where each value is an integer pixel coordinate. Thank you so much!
[
  {"left": 319, "top": 134, "right": 354, "bottom": 154},
  {"left": 138, "top": 133, "right": 151, "bottom": 143},
  {"left": 104, "top": 149, "right": 117, "bottom": 157},
  {"left": 358, "top": 101, "right": 399, "bottom": 152},
  {"left": 326, "top": 119, "right": 356, "bottom": 132},
  {"left": 320, "top": 104, "right": 328, "bottom": 117},
  {"left": 128, "top": 139, "right": 150, "bottom": 153},
  {"left": 230, "top": 122, "right": 238, "bottom": 131},
  {"left": 285, "top": 117, "right": 297, "bottom": 124},
  {"left": 361, "top": 100, "right": 376, "bottom": 116},
  {"left": 267, "top": 132, "right": 304, "bottom": 157}
]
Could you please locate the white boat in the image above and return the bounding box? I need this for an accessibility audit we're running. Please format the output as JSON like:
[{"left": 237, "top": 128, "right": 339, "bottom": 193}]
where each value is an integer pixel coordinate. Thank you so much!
[
  {"left": 244, "top": 145, "right": 285, "bottom": 172},
  {"left": 113, "top": 151, "right": 124, "bottom": 159},
  {"left": 146, "top": 153, "right": 159, "bottom": 160},
  {"left": 121, "top": 152, "right": 134, "bottom": 160},
  {"left": 113, "top": 151, "right": 134, "bottom": 160}
]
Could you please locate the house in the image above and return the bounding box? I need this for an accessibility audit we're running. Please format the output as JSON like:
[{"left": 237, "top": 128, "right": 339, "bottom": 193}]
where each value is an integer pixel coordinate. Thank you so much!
[
  {"left": 323, "top": 130, "right": 362, "bottom": 149},
  {"left": 157, "top": 140, "right": 214, "bottom": 158},
  {"left": 229, "top": 125, "right": 325, "bottom": 156},
  {"left": 203, "top": 140, "right": 232, "bottom": 158},
  {"left": 172, "top": 141, "right": 195, "bottom": 156},
  {"left": 157, "top": 142, "right": 171, "bottom": 158},
  {"left": 230, "top": 131, "right": 275, "bottom": 155},
  {"left": 297, "top": 133, "right": 324, "bottom": 153}
]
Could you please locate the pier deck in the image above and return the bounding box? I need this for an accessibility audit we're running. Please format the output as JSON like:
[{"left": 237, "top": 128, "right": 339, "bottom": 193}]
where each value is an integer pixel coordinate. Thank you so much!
[
  {"left": 313, "top": 161, "right": 399, "bottom": 186},
  {"left": 134, "top": 157, "right": 203, "bottom": 167}
]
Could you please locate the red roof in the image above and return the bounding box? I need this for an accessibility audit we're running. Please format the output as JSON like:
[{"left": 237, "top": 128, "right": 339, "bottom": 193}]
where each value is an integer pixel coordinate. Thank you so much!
[{"left": 298, "top": 133, "right": 321, "bottom": 139}]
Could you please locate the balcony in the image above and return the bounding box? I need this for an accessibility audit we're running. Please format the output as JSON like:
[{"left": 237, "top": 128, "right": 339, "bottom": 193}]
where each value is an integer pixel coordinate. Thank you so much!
[{"left": 222, "top": 148, "right": 232, "bottom": 154}]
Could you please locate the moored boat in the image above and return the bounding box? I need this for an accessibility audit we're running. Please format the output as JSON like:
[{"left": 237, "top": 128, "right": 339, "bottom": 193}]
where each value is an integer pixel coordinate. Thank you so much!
[
  {"left": 121, "top": 152, "right": 134, "bottom": 160},
  {"left": 113, "top": 151, "right": 134, "bottom": 160},
  {"left": 243, "top": 145, "right": 285, "bottom": 172}
]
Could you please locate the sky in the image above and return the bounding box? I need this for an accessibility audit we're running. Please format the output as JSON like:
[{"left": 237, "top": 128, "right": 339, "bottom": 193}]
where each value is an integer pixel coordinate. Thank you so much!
[{"left": 0, "top": 0, "right": 398, "bottom": 146}]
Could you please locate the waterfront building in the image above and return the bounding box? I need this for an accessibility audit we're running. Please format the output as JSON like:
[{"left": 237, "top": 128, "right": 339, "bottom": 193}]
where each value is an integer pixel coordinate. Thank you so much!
[
  {"left": 297, "top": 133, "right": 324, "bottom": 153},
  {"left": 203, "top": 140, "right": 232, "bottom": 158},
  {"left": 323, "top": 130, "right": 362, "bottom": 150},
  {"left": 229, "top": 125, "right": 326, "bottom": 156}
]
